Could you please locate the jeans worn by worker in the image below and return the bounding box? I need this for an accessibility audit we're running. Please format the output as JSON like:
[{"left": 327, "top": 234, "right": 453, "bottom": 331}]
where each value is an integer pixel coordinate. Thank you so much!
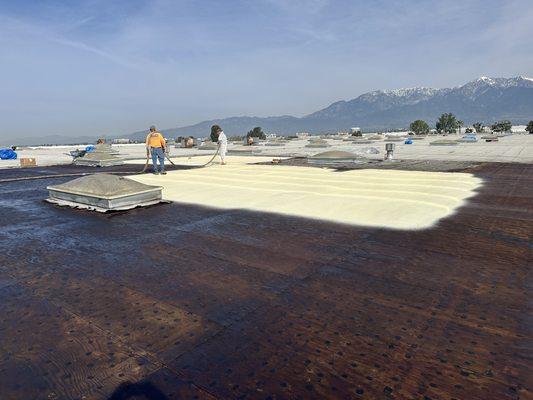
[{"left": 151, "top": 147, "right": 165, "bottom": 173}]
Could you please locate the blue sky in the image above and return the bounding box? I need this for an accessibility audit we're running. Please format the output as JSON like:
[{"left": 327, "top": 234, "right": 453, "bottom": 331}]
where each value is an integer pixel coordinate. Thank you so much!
[{"left": 1, "top": 0, "right": 532, "bottom": 137}]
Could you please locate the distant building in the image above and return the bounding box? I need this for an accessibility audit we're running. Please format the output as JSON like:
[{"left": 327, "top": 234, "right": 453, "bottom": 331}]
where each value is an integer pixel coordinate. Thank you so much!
[
  {"left": 350, "top": 127, "right": 361, "bottom": 135},
  {"left": 296, "top": 132, "right": 309, "bottom": 138}
]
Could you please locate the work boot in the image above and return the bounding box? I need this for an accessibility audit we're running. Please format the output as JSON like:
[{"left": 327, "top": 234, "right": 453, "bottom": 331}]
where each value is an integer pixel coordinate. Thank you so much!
[
  {"left": 153, "top": 171, "right": 159, "bottom": 175},
  {"left": 160, "top": 171, "right": 167, "bottom": 175}
]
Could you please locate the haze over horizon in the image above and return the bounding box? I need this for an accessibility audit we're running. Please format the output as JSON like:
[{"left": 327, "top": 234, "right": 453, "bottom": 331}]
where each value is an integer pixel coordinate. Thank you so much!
[{"left": 1, "top": 0, "right": 532, "bottom": 138}]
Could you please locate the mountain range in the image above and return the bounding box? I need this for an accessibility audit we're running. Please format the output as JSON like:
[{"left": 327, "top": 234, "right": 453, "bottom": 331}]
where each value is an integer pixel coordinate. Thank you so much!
[
  {"left": 130, "top": 76, "right": 533, "bottom": 140},
  {"left": 3, "top": 76, "right": 532, "bottom": 146}
]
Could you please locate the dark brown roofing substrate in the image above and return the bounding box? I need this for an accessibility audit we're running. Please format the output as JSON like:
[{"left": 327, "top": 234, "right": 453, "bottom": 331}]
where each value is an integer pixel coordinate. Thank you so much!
[{"left": 0, "top": 162, "right": 531, "bottom": 400}]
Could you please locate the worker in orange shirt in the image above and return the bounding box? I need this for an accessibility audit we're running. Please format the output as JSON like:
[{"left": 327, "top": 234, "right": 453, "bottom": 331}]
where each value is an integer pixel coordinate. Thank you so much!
[{"left": 146, "top": 125, "right": 167, "bottom": 175}]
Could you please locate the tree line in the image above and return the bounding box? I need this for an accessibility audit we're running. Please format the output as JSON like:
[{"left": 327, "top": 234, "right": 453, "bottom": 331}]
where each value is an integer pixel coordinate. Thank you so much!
[
  {"left": 409, "top": 114, "right": 533, "bottom": 135},
  {"left": 194, "top": 119, "right": 533, "bottom": 142}
]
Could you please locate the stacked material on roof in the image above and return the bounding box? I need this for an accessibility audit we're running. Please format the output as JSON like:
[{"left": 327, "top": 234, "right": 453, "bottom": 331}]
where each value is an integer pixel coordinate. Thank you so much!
[{"left": 46, "top": 174, "right": 163, "bottom": 212}]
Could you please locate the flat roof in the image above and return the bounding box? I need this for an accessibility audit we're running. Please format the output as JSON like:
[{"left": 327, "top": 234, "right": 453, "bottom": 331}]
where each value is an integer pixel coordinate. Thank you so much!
[
  {"left": 0, "top": 162, "right": 531, "bottom": 399},
  {"left": 2, "top": 134, "right": 533, "bottom": 169}
]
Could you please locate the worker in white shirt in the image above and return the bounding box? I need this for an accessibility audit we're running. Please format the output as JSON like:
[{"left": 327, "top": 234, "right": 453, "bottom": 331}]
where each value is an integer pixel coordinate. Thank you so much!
[{"left": 216, "top": 128, "right": 228, "bottom": 165}]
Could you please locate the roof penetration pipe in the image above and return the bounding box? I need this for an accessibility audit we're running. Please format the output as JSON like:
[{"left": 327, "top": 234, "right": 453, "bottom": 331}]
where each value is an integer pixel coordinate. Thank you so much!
[{"left": 385, "top": 143, "right": 395, "bottom": 161}]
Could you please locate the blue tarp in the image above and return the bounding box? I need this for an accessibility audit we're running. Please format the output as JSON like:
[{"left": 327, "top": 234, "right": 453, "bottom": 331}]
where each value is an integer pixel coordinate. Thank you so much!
[
  {"left": 85, "top": 145, "right": 95, "bottom": 153},
  {"left": 0, "top": 148, "right": 17, "bottom": 160},
  {"left": 404, "top": 139, "right": 413, "bottom": 144}
]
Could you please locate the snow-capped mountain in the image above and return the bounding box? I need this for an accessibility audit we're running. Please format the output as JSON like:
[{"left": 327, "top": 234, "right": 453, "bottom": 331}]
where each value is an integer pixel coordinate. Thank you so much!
[
  {"left": 357, "top": 87, "right": 445, "bottom": 106},
  {"left": 306, "top": 76, "right": 533, "bottom": 121},
  {"left": 126, "top": 76, "right": 533, "bottom": 139},
  {"left": 455, "top": 76, "right": 533, "bottom": 99},
  {"left": 308, "top": 87, "right": 446, "bottom": 119}
]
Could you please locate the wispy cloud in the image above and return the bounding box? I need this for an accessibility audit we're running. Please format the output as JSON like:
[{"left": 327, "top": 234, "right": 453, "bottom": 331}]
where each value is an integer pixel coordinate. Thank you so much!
[{"left": 0, "top": 14, "right": 141, "bottom": 69}]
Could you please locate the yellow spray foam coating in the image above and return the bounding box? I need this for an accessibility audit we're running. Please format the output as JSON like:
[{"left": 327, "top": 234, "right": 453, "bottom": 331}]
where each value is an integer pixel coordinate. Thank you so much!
[{"left": 129, "top": 159, "right": 482, "bottom": 230}]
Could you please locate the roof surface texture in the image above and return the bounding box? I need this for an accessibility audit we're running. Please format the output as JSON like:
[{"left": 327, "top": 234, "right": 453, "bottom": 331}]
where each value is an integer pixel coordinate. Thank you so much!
[{"left": 0, "top": 162, "right": 531, "bottom": 400}]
